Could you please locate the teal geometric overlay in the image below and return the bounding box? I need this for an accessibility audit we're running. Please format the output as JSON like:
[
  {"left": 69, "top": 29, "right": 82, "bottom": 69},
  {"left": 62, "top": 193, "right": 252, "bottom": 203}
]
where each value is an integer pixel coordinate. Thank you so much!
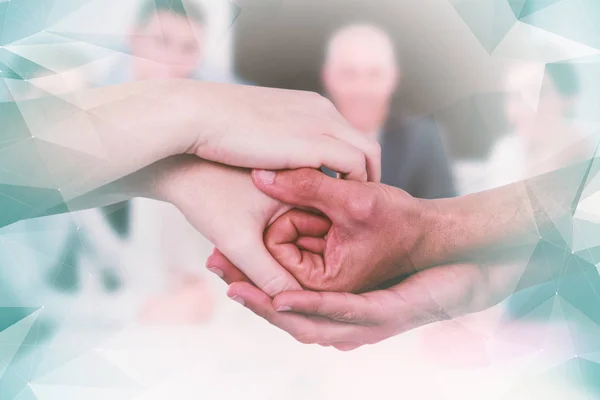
[
  {"left": 1, "top": 0, "right": 600, "bottom": 398},
  {"left": 520, "top": 0, "right": 600, "bottom": 50},
  {"left": 507, "top": 0, "right": 564, "bottom": 19},
  {"left": 452, "top": 0, "right": 517, "bottom": 53}
]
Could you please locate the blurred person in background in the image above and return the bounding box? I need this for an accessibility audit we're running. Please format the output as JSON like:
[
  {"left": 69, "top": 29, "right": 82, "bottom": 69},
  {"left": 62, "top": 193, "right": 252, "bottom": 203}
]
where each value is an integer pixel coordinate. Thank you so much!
[
  {"left": 421, "top": 61, "right": 600, "bottom": 368},
  {"left": 0, "top": 47, "right": 214, "bottom": 338},
  {"left": 0, "top": 50, "right": 127, "bottom": 357},
  {"left": 102, "top": 0, "right": 208, "bottom": 85},
  {"left": 490, "top": 61, "right": 600, "bottom": 342},
  {"left": 0, "top": 0, "right": 216, "bottom": 343},
  {"left": 487, "top": 61, "right": 592, "bottom": 186},
  {"left": 321, "top": 24, "right": 455, "bottom": 198},
  {"left": 97, "top": 0, "right": 217, "bottom": 325}
]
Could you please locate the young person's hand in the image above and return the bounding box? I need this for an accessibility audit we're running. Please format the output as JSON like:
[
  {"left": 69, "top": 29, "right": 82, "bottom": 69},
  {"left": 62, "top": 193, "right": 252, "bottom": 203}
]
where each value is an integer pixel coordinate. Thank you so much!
[
  {"left": 149, "top": 156, "right": 302, "bottom": 296},
  {"left": 184, "top": 82, "right": 381, "bottom": 182}
]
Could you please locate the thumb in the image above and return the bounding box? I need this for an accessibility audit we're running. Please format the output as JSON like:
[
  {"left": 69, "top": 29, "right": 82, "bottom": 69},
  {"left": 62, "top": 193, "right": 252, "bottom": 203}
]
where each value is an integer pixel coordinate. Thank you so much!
[
  {"left": 264, "top": 209, "right": 331, "bottom": 291},
  {"left": 219, "top": 239, "right": 302, "bottom": 296},
  {"left": 252, "top": 168, "right": 346, "bottom": 218}
]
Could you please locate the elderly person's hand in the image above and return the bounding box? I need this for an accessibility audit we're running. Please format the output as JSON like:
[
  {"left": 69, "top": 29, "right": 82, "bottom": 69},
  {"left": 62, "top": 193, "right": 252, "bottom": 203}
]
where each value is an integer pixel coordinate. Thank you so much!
[
  {"left": 209, "top": 250, "right": 529, "bottom": 350},
  {"left": 206, "top": 168, "right": 435, "bottom": 293}
]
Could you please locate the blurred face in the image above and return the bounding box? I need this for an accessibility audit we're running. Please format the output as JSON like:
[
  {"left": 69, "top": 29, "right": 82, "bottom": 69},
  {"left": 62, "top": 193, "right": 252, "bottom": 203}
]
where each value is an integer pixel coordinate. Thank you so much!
[
  {"left": 130, "top": 11, "right": 205, "bottom": 80},
  {"left": 505, "top": 66, "right": 572, "bottom": 141},
  {"left": 323, "top": 33, "right": 399, "bottom": 135}
]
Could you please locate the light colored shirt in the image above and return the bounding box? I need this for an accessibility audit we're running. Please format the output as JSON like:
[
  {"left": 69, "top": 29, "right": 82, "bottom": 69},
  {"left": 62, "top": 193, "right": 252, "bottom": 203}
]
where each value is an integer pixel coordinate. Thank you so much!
[{"left": 486, "top": 134, "right": 527, "bottom": 189}]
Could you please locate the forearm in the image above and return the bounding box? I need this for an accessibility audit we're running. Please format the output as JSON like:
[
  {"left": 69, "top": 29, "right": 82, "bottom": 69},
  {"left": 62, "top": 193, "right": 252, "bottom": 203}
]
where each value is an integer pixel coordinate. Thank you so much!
[
  {"left": 1, "top": 79, "right": 204, "bottom": 226},
  {"left": 413, "top": 154, "right": 598, "bottom": 266}
]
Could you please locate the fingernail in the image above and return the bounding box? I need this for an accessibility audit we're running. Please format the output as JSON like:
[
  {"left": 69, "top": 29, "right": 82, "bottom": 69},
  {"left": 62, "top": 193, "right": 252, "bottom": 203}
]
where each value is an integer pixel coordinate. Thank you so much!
[
  {"left": 207, "top": 267, "right": 224, "bottom": 278},
  {"left": 276, "top": 305, "right": 291, "bottom": 312},
  {"left": 229, "top": 295, "right": 245, "bottom": 307},
  {"left": 254, "top": 170, "right": 276, "bottom": 185}
]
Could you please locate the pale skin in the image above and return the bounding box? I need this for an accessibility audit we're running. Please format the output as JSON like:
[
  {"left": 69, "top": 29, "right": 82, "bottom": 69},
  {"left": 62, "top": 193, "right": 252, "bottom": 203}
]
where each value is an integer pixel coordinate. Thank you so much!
[
  {"left": 322, "top": 24, "right": 399, "bottom": 137},
  {"left": 5, "top": 80, "right": 381, "bottom": 296},
  {"left": 207, "top": 154, "right": 598, "bottom": 349},
  {"left": 129, "top": 10, "right": 206, "bottom": 80}
]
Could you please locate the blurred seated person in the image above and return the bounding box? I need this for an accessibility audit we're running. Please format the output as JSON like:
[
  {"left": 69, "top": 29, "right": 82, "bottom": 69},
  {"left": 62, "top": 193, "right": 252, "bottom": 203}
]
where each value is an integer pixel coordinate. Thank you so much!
[
  {"left": 1, "top": 50, "right": 213, "bottom": 332},
  {"left": 96, "top": 0, "right": 218, "bottom": 325},
  {"left": 0, "top": 51, "right": 135, "bottom": 347},
  {"left": 422, "top": 61, "right": 600, "bottom": 368},
  {"left": 487, "top": 61, "right": 594, "bottom": 186},
  {"left": 0, "top": 1, "right": 216, "bottom": 335},
  {"left": 321, "top": 24, "right": 455, "bottom": 198},
  {"left": 97, "top": 0, "right": 210, "bottom": 239},
  {"left": 100, "top": 0, "right": 208, "bottom": 85},
  {"left": 490, "top": 61, "right": 600, "bottom": 321}
]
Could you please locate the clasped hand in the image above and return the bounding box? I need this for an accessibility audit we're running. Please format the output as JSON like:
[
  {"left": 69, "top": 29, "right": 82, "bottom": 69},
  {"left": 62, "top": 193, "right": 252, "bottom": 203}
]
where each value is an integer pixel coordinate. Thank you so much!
[{"left": 204, "top": 168, "right": 522, "bottom": 350}]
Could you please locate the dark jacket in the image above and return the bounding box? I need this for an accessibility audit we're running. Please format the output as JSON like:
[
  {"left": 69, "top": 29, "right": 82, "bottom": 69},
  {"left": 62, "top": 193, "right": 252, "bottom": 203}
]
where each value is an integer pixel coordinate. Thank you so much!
[
  {"left": 325, "top": 116, "right": 456, "bottom": 199},
  {"left": 379, "top": 116, "right": 456, "bottom": 199}
]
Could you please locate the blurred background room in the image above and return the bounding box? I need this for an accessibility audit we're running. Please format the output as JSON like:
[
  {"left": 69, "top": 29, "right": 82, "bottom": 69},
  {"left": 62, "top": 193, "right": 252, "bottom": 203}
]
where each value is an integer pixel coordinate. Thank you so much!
[{"left": 1, "top": 0, "right": 600, "bottom": 399}]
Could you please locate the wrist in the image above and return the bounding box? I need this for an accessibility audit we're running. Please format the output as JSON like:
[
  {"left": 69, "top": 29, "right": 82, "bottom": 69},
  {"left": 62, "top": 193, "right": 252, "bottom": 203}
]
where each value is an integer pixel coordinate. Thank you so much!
[
  {"left": 115, "top": 155, "right": 202, "bottom": 203},
  {"left": 158, "top": 79, "right": 210, "bottom": 157},
  {"left": 414, "top": 192, "right": 520, "bottom": 266},
  {"left": 404, "top": 196, "right": 465, "bottom": 269},
  {"left": 150, "top": 156, "right": 203, "bottom": 204},
  {"left": 166, "top": 80, "right": 230, "bottom": 157}
]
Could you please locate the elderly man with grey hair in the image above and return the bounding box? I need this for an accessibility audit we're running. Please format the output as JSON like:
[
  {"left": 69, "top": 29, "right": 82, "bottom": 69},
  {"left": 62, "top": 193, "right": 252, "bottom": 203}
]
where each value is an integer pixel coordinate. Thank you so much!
[{"left": 322, "top": 24, "right": 455, "bottom": 198}]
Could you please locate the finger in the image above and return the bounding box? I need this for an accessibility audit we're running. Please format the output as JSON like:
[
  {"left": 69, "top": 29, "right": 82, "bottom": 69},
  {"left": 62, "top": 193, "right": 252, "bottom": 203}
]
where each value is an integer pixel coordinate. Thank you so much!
[
  {"left": 252, "top": 168, "right": 352, "bottom": 219},
  {"left": 267, "top": 209, "right": 332, "bottom": 241},
  {"left": 206, "top": 248, "right": 252, "bottom": 285},
  {"left": 221, "top": 240, "right": 302, "bottom": 296},
  {"left": 227, "top": 282, "right": 321, "bottom": 338},
  {"left": 229, "top": 283, "right": 365, "bottom": 345},
  {"left": 265, "top": 210, "right": 330, "bottom": 283},
  {"left": 386, "top": 263, "right": 485, "bottom": 334},
  {"left": 316, "top": 136, "right": 368, "bottom": 182},
  {"left": 295, "top": 236, "right": 326, "bottom": 254},
  {"left": 272, "top": 291, "right": 375, "bottom": 325},
  {"left": 332, "top": 342, "right": 362, "bottom": 352},
  {"left": 326, "top": 122, "right": 382, "bottom": 183},
  {"left": 200, "top": 130, "right": 367, "bottom": 182},
  {"left": 227, "top": 282, "right": 278, "bottom": 319}
]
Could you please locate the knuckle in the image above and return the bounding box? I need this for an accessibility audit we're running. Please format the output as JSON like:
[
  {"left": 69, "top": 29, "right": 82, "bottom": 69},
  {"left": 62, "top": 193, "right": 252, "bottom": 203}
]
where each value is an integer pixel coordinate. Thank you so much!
[
  {"left": 306, "top": 90, "right": 321, "bottom": 99},
  {"left": 369, "top": 141, "right": 382, "bottom": 159},
  {"left": 354, "top": 150, "right": 367, "bottom": 169},
  {"left": 304, "top": 91, "right": 325, "bottom": 104},
  {"left": 292, "top": 170, "right": 322, "bottom": 198},
  {"left": 333, "top": 310, "right": 357, "bottom": 322},
  {"left": 262, "top": 274, "right": 296, "bottom": 296},
  {"left": 256, "top": 307, "right": 271, "bottom": 321},
  {"left": 319, "top": 96, "right": 336, "bottom": 111},
  {"left": 294, "top": 331, "right": 318, "bottom": 345},
  {"left": 363, "top": 335, "right": 384, "bottom": 346},
  {"left": 335, "top": 344, "right": 361, "bottom": 352},
  {"left": 312, "top": 279, "right": 352, "bottom": 293},
  {"left": 346, "top": 190, "right": 379, "bottom": 222},
  {"left": 301, "top": 268, "right": 326, "bottom": 290},
  {"left": 309, "top": 91, "right": 327, "bottom": 102},
  {"left": 305, "top": 92, "right": 337, "bottom": 113},
  {"left": 301, "top": 267, "right": 346, "bottom": 293},
  {"left": 342, "top": 150, "right": 367, "bottom": 181}
]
